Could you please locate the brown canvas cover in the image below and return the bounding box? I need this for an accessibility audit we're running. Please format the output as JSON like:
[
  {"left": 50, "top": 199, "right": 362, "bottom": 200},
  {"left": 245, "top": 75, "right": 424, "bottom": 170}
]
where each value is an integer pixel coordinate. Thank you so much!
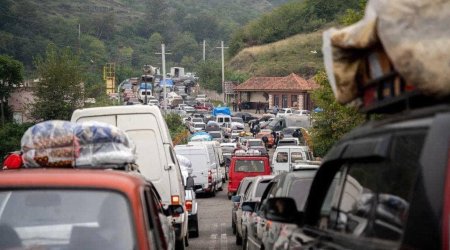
[{"left": 323, "top": 0, "right": 450, "bottom": 104}]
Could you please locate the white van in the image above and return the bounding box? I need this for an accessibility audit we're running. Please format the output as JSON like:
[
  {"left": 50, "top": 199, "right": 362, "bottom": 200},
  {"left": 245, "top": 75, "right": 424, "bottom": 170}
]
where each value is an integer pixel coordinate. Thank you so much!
[
  {"left": 188, "top": 141, "right": 225, "bottom": 189},
  {"left": 271, "top": 146, "right": 314, "bottom": 174},
  {"left": 216, "top": 115, "right": 231, "bottom": 127},
  {"left": 71, "top": 105, "right": 188, "bottom": 248},
  {"left": 175, "top": 144, "right": 218, "bottom": 196}
]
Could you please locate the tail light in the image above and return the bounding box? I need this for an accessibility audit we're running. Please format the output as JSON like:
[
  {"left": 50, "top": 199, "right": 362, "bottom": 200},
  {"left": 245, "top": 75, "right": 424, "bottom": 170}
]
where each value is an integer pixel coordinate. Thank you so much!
[
  {"left": 208, "top": 170, "right": 212, "bottom": 184},
  {"left": 185, "top": 200, "right": 193, "bottom": 212},
  {"left": 171, "top": 195, "right": 180, "bottom": 205}
]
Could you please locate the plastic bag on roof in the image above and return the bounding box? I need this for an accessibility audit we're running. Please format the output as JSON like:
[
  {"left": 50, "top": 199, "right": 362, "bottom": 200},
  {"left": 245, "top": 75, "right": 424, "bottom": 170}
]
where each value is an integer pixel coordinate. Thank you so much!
[
  {"left": 74, "top": 121, "right": 136, "bottom": 167},
  {"left": 21, "top": 120, "right": 136, "bottom": 168},
  {"left": 323, "top": 0, "right": 450, "bottom": 104}
]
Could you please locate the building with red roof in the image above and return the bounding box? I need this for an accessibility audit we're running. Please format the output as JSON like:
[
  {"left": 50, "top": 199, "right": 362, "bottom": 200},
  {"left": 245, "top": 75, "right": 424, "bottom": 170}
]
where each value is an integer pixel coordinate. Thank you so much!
[{"left": 233, "top": 73, "right": 318, "bottom": 110}]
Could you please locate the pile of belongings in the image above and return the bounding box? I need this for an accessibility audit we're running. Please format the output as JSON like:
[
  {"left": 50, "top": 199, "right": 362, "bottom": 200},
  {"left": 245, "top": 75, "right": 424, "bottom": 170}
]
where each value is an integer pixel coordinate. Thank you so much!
[
  {"left": 322, "top": 0, "right": 450, "bottom": 104},
  {"left": 21, "top": 120, "right": 136, "bottom": 168}
]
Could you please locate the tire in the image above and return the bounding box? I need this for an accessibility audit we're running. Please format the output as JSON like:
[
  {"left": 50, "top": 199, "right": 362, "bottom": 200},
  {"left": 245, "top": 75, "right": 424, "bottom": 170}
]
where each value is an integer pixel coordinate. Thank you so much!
[
  {"left": 185, "top": 235, "right": 189, "bottom": 247},
  {"left": 236, "top": 231, "right": 242, "bottom": 245},
  {"left": 243, "top": 235, "right": 248, "bottom": 250},
  {"left": 190, "top": 215, "right": 200, "bottom": 238},
  {"left": 228, "top": 193, "right": 232, "bottom": 200},
  {"left": 232, "top": 221, "right": 236, "bottom": 235},
  {"left": 175, "top": 237, "right": 185, "bottom": 250}
]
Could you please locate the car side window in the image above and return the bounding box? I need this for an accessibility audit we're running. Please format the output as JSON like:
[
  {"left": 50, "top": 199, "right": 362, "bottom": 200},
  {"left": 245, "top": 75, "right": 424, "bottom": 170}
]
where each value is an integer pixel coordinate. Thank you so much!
[
  {"left": 243, "top": 182, "right": 254, "bottom": 201},
  {"left": 276, "top": 152, "right": 288, "bottom": 163},
  {"left": 318, "top": 132, "right": 425, "bottom": 244}
]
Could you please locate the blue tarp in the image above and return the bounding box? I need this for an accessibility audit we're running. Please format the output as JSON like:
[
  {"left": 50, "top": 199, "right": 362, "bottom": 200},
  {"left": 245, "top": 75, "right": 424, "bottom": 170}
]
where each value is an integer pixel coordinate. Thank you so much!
[
  {"left": 139, "top": 83, "right": 153, "bottom": 90},
  {"left": 160, "top": 79, "right": 174, "bottom": 87},
  {"left": 212, "top": 107, "right": 231, "bottom": 116},
  {"left": 189, "top": 132, "right": 212, "bottom": 142}
]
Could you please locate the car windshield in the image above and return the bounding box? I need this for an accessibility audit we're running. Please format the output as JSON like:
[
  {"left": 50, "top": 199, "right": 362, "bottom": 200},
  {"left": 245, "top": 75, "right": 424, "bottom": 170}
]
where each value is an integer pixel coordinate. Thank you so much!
[
  {"left": 234, "top": 160, "right": 265, "bottom": 172},
  {"left": 194, "top": 123, "right": 205, "bottom": 128},
  {"left": 209, "top": 132, "right": 221, "bottom": 138},
  {"left": 231, "top": 117, "right": 244, "bottom": 123},
  {"left": 0, "top": 190, "right": 135, "bottom": 249},
  {"left": 192, "top": 118, "right": 203, "bottom": 123},
  {"left": 221, "top": 146, "right": 235, "bottom": 154},
  {"left": 248, "top": 140, "right": 263, "bottom": 147}
]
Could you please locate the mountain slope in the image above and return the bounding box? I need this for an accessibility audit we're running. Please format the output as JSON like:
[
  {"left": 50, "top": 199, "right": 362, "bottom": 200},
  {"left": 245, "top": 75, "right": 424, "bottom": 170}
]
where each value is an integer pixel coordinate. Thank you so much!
[{"left": 228, "top": 30, "right": 324, "bottom": 78}]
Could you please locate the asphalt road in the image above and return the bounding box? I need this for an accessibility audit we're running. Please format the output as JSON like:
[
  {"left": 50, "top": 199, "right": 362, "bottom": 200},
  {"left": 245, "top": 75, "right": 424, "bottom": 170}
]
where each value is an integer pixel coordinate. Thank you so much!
[
  {"left": 188, "top": 146, "right": 275, "bottom": 250},
  {"left": 188, "top": 183, "right": 240, "bottom": 250}
]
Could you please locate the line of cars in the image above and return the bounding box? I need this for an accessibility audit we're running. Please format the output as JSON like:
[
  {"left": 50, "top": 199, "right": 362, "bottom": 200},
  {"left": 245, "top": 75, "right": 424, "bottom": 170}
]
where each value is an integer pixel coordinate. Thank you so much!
[{"left": 0, "top": 105, "right": 205, "bottom": 250}]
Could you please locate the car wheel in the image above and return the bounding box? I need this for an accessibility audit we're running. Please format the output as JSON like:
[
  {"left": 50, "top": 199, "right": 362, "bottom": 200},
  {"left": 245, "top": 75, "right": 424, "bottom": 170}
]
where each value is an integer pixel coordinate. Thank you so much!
[
  {"left": 236, "top": 231, "right": 242, "bottom": 245},
  {"left": 185, "top": 235, "right": 189, "bottom": 247},
  {"left": 228, "top": 193, "right": 232, "bottom": 200},
  {"left": 232, "top": 221, "right": 236, "bottom": 235},
  {"left": 175, "top": 237, "right": 185, "bottom": 250},
  {"left": 211, "top": 187, "right": 216, "bottom": 197},
  {"left": 243, "top": 234, "right": 248, "bottom": 250},
  {"left": 191, "top": 218, "right": 200, "bottom": 238}
]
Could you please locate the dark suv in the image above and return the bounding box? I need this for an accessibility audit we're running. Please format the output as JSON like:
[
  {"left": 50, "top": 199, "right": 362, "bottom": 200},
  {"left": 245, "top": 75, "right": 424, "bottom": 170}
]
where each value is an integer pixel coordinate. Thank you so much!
[{"left": 264, "top": 104, "right": 450, "bottom": 249}]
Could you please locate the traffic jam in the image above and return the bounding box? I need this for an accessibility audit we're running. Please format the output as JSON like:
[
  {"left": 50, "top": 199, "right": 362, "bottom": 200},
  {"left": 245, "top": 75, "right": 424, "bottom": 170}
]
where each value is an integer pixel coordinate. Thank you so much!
[{"left": 1, "top": 1, "right": 450, "bottom": 250}]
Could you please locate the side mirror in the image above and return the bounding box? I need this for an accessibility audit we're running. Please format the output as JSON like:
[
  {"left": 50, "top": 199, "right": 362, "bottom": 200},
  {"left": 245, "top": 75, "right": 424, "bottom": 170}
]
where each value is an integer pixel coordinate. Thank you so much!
[
  {"left": 231, "top": 195, "right": 241, "bottom": 203},
  {"left": 264, "top": 197, "right": 302, "bottom": 224},
  {"left": 242, "top": 201, "right": 258, "bottom": 212}
]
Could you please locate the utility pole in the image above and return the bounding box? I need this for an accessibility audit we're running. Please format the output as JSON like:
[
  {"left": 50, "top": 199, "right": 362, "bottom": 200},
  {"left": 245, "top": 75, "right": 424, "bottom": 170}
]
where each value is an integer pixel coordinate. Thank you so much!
[
  {"left": 156, "top": 44, "right": 171, "bottom": 112},
  {"left": 216, "top": 41, "right": 228, "bottom": 103},
  {"left": 78, "top": 24, "right": 81, "bottom": 55},
  {"left": 203, "top": 40, "right": 206, "bottom": 61}
]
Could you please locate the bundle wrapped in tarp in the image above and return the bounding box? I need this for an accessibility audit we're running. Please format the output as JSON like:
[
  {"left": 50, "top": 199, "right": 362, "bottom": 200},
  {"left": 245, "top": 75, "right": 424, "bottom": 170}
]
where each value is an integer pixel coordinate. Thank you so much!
[
  {"left": 323, "top": 0, "right": 450, "bottom": 104},
  {"left": 21, "top": 120, "right": 136, "bottom": 168}
]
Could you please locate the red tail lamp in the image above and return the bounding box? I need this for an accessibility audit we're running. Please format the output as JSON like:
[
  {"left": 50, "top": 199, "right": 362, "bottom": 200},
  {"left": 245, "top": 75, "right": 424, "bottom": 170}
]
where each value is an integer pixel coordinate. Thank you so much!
[{"left": 3, "top": 153, "right": 23, "bottom": 169}]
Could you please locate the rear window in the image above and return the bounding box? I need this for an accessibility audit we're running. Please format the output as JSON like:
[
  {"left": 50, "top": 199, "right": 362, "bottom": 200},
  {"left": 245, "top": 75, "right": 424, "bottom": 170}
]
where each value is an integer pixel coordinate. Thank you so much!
[
  {"left": 209, "top": 132, "right": 221, "bottom": 138},
  {"left": 248, "top": 140, "right": 263, "bottom": 147},
  {"left": 234, "top": 160, "right": 266, "bottom": 172},
  {"left": 0, "top": 190, "right": 135, "bottom": 249},
  {"left": 194, "top": 124, "right": 205, "bottom": 128}
]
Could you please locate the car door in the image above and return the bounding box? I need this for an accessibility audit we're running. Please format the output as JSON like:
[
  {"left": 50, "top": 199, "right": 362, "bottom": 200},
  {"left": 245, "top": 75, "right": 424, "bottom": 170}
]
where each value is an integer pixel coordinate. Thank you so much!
[
  {"left": 298, "top": 130, "right": 427, "bottom": 250},
  {"left": 250, "top": 180, "right": 276, "bottom": 249}
]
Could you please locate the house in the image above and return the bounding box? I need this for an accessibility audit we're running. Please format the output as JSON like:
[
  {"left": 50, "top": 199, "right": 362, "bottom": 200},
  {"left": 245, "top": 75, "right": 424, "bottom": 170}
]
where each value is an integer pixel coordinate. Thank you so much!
[{"left": 233, "top": 73, "right": 318, "bottom": 110}]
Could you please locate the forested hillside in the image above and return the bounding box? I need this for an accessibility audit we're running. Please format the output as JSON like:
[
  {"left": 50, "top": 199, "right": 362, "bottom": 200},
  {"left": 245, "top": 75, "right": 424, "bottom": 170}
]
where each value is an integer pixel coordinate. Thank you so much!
[{"left": 0, "top": 0, "right": 286, "bottom": 74}]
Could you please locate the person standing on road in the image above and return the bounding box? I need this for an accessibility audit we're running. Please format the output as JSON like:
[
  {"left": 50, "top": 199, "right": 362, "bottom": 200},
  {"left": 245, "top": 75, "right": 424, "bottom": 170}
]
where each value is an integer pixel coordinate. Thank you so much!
[
  {"left": 256, "top": 102, "right": 261, "bottom": 114},
  {"left": 264, "top": 104, "right": 267, "bottom": 114},
  {"left": 238, "top": 101, "right": 242, "bottom": 111}
]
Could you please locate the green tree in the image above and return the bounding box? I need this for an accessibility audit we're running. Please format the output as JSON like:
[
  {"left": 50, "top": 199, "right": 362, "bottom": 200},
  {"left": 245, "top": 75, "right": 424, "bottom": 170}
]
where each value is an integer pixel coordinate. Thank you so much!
[
  {"left": 0, "top": 55, "right": 24, "bottom": 125},
  {"left": 310, "top": 71, "right": 364, "bottom": 157},
  {"left": 32, "top": 44, "right": 84, "bottom": 121},
  {"left": 0, "top": 122, "right": 33, "bottom": 158},
  {"left": 195, "top": 60, "right": 222, "bottom": 93}
]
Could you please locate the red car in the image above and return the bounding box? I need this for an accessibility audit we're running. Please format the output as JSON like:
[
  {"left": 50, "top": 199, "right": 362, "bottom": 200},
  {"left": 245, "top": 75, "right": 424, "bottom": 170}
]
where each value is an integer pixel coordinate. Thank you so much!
[{"left": 227, "top": 150, "right": 271, "bottom": 199}]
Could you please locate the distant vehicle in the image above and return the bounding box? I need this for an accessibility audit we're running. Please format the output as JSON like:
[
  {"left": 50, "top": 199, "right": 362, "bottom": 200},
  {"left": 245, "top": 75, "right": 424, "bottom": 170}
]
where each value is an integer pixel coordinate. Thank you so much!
[
  {"left": 276, "top": 108, "right": 294, "bottom": 118},
  {"left": 236, "top": 175, "right": 274, "bottom": 246},
  {"left": 293, "top": 109, "right": 310, "bottom": 116},
  {"left": 233, "top": 112, "right": 258, "bottom": 123},
  {"left": 205, "top": 121, "right": 221, "bottom": 132},
  {"left": 256, "top": 169, "right": 317, "bottom": 250},
  {"left": 189, "top": 122, "right": 206, "bottom": 133},
  {"left": 175, "top": 144, "right": 218, "bottom": 197},
  {"left": 71, "top": 106, "right": 188, "bottom": 248},
  {"left": 183, "top": 106, "right": 196, "bottom": 114},
  {"left": 208, "top": 131, "right": 224, "bottom": 143},
  {"left": 242, "top": 138, "right": 265, "bottom": 150},
  {"left": 276, "top": 137, "right": 300, "bottom": 147},
  {"left": 231, "top": 117, "right": 245, "bottom": 125},
  {"left": 227, "top": 150, "right": 271, "bottom": 199},
  {"left": 272, "top": 146, "right": 314, "bottom": 174}
]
